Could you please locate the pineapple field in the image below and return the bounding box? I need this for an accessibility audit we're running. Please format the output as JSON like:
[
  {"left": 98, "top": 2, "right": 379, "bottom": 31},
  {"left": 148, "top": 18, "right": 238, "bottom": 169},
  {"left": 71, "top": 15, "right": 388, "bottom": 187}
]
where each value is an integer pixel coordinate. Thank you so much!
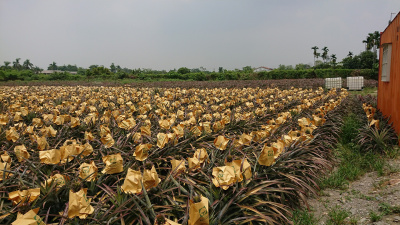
[{"left": 0, "top": 84, "right": 387, "bottom": 224}]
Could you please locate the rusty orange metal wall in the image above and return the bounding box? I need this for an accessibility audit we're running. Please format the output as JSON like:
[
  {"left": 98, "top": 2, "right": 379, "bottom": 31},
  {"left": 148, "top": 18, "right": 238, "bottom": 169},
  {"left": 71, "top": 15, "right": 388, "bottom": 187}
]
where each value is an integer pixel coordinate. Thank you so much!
[{"left": 378, "top": 11, "right": 400, "bottom": 142}]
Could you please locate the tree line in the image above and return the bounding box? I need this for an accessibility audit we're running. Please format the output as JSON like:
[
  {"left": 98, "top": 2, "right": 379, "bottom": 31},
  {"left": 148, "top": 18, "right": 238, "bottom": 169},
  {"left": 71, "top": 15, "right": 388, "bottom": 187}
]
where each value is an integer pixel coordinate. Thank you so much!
[
  {"left": 0, "top": 31, "right": 380, "bottom": 81},
  {"left": 307, "top": 31, "right": 379, "bottom": 70}
]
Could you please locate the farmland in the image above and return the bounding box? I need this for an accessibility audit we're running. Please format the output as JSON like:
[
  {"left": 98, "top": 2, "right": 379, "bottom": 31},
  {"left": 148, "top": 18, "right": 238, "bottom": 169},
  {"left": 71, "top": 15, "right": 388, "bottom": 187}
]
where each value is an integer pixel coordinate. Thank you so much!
[{"left": 0, "top": 82, "right": 392, "bottom": 225}]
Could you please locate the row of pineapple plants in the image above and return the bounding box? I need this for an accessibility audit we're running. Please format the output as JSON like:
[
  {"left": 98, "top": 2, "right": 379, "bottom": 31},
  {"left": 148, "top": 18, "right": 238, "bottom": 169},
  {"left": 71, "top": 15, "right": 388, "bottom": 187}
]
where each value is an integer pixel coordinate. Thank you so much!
[{"left": 0, "top": 86, "right": 347, "bottom": 224}]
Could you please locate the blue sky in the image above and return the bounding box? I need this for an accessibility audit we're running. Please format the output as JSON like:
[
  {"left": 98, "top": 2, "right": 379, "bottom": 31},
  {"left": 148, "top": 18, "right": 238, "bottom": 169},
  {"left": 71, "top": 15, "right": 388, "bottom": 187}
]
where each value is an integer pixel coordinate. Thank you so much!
[{"left": 1, "top": 0, "right": 399, "bottom": 70}]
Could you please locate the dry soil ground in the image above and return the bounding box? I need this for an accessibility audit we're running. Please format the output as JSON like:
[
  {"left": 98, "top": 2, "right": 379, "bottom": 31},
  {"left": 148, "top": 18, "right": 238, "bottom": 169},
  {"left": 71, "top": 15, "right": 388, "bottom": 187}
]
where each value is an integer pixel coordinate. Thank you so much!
[{"left": 308, "top": 158, "right": 400, "bottom": 224}]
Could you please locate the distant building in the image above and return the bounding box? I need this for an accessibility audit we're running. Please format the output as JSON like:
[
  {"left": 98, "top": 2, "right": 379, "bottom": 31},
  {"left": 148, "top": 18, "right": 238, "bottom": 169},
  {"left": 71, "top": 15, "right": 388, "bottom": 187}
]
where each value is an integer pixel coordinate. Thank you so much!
[
  {"left": 41, "top": 70, "right": 77, "bottom": 75},
  {"left": 253, "top": 67, "right": 274, "bottom": 72},
  {"left": 377, "top": 11, "right": 400, "bottom": 144}
]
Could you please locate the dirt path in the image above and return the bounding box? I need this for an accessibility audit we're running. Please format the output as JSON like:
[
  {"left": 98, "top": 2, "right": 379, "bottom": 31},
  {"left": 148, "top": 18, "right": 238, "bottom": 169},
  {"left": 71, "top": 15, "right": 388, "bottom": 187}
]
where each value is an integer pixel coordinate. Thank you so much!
[{"left": 308, "top": 158, "right": 400, "bottom": 224}]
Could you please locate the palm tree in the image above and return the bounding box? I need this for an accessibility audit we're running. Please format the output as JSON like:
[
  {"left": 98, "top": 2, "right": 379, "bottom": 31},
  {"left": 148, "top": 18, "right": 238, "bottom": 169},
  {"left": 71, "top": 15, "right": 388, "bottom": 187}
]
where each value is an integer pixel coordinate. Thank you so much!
[
  {"left": 48, "top": 62, "right": 57, "bottom": 70},
  {"left": 330, "top": 54, "right": 337, "bottom": 68},
  {"left": 363, "top": 34, "right": 373, "bottom": 51},
  {"left": 347, "top": 51, "right": 353, "bottom": 58},
  {"left": 13, "top": 58, "right": 21, "bottom": 70},
  {"left": 23, "top": 59, "right": 33, "bottom": 70},
  {"left": 3, "top": 61, "right": 11, "bottom": 70},
  {"left": 33, "top": 66, "right": 43, "bottom": 74},
  {"left": 371, "top": 31, "right": 380, "bottom": 64},
  {"left": 321, "top": 47, "right": 329, "bottom": 63},
  {"left": 372, "top": 31, "right": 380, "bottom": 50},
  {"left": 311, "top": 46, "right": 319, "bottom": 66}
]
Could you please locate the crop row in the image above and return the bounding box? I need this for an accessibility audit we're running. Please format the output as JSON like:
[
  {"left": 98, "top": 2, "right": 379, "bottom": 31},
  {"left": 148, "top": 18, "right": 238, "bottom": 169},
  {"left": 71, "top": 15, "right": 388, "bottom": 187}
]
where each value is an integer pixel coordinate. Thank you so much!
[{"left": 0, "top": 86, "right": 348, "bottom": 224}]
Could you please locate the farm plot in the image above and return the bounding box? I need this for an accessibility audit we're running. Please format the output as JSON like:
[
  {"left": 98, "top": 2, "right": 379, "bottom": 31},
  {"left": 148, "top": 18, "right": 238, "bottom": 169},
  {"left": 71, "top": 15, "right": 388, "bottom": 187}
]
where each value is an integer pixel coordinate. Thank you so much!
[{"left": 0, "top": 86, "right": 348, "bottom": 224}]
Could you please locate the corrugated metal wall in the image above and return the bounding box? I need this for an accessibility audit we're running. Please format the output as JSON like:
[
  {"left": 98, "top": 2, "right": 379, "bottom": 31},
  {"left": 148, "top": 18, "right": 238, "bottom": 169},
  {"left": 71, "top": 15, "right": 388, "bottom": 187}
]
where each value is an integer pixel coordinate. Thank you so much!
[{"left": 378, "top": 11, "right": 400, "bottom": 143}]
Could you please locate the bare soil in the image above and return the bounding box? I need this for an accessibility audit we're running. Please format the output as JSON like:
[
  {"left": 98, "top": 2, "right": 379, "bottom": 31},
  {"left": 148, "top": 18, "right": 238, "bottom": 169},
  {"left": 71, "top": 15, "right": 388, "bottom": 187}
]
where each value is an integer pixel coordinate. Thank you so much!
[{"left": 308, "top": 158, "right": 400, "bottom": 224}]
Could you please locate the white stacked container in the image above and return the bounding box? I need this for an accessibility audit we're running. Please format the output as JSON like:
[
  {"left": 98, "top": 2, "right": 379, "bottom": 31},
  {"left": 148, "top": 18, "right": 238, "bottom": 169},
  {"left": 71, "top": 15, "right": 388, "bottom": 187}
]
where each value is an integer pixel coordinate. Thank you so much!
[
  {"left": 347, "top": 76, "right": 364, "bottom": 90},
  {"left": 325, "top": 77, "right": 342, "bottom": 89}
]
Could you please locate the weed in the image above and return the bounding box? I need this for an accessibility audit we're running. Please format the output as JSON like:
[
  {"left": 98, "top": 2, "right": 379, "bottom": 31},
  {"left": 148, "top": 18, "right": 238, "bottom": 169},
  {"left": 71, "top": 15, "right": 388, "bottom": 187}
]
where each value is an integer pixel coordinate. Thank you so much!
[
  {"left": 379, "top": 202, "right": 400, "bottom": 215},
  {"left": 326, "top": 205, "right": 350, "bottom": 225},
  {"left": 292, "top": 209, "right": 318, "bottom": 225},
  {"left": 349, "top": 217, "right": 358, "bottom": 225},
  {"left": 340, "top": 113, "right": 362, "bottom": 144},
  {"left": 350, "top": 87, "right": 377, "bottom": 96},
  {"left": 369, "top": 210, "right": 382, "bottom": 222}
]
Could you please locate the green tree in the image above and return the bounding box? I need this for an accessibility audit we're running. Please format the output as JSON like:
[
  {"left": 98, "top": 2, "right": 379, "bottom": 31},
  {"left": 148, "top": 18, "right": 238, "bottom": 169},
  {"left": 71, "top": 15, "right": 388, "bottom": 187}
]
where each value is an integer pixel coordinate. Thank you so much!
[
  {"left": 177, "top": 67, "right": 191, "bottom": 74},
  {"left": 341, "top": 51, "right": 377, "bottom": 69},
  {"left": 359, "top": 50, "right": 377, "bottom": 69},
  {"left": 110, "top": 63, "right": 116, "bottom": 73},
  {"left": 371, "top": 31, "right": 380, "bottom": 65},
  {"left": 190, "top": 68, "right": 201, "bottom": 73},
  {"left": 242, "top": 66, "right": 253, "bottom": 73},
  {"left": 372, "top": 31, "right": 380, "bottom": 50},
  {"left": 321, "top": 47, "right": 329, "bottom": 63},
  {"left": 3, "top": 61, "right": 11, "bottom": 70},
  {"left": 311, "top": 46, "right": 319, "bottom": 66},
  {"left": 89, "top": 65, "right": 98, "bottom": 70},
  {"left": 330, "top": 54, "right": 337, "bottom": 67},
  {"left": 23, "top": 59, "right": 33, "bottom": 70},
  {"left": 295, "top": 63, "right": 311, "bottom": 70},
  {"left": 347, "top": 51, "right": 353, "bottom": 58},
  {"left": 48, "top": 62, "right": 57, "bottom": 70},
  {"left": 363, "top": 34, "right": 374, "bottom": 51},
  {"left": 86, "top": 66, "right": 111, "bottom": 78},
  {"left": 116, "top": 65, "right": 122, "bottom": 72},
  {"left": 13, "top": 58, "right": 21, "bottom": 70},
  {"left": 32, "top": 66, "right": 43, "bottom": 74},
  {"left": 277, "top": 64, "right": 294, "bottom": 70}
]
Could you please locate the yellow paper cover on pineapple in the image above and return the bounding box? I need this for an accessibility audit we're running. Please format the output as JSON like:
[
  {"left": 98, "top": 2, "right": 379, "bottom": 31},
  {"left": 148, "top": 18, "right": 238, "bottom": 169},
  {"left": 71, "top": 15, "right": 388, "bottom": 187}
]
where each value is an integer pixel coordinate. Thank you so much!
[
  {"left": 188, "top": 157, "right": 200, "bottom": 170},
  {"left": 70, "top": 117, "right": 80, "bottom": 128},
  {"left": 121, "top": 168, "right": 143, "bottom": 194},
  {"left": 101, "top": 154, "right": 123, "bottom": 174},
  {"left": 193, "top": 148, "right": 208, "bottom": 163},
  {"left": 157, "top": 133, "right": 169, "bottom": 149},
  {"left": 369, "top": 119, "right": 379, "bottom": 129},
  {"left": 67, "top": 188, "right": 94, "bottom": 219},
  {"left": 214, "top": 135, "right": 229, "bottom": 150},
  {"left": 43, "top": 174, "right": 68, "bottom": 190},
  {"left": 238, "top": 133, "right": 252, "bottom": 146},
  {"left": 225, "top": 160, "right": 243, "bottom": 182},
  {"left": 211, "top": 166, "right": 236, "bottom": 190},
  {"left": 258, "top": 144, "right": 277, "bottom": 166},
  {"left": 143, "top": 165, "right": 160, "bottom": 190},
  {"left": 172, "top": 124, "right": 185, "bottom": 138},
  {"left": 171, "top": 159, "right": 186, "bottom": 175},
  {"left": 12, "top": 208, "right": 45, "bottom": 225},
  {"left": 189, "top": 196, "right": 209, "bottom": 225},
  {"left": 100, "top": 125, "right": 111, "bottom": 137},
  {"left": 39, "top": 149, "right": 61, "bottom": 164},
  {"left": 133, "top": 144, "right": 152, "bottom": 161},
  {"left": 84, "top": 131, "right": 95, "bottom": 141},
  {"left": 100, "top": 133, "right": 115, "bottom": 148},
  {"left": 6, "top": 127, "right": 19, "bottom": 142},
  {"left": 79, "top": 161, "right": 98, "bottom": 181},
  {"left": 141, "top": 125, "right": 151, "bottom": 136},
  {"left": 8, "top": 188, "right": 40, "bottom": 205}
]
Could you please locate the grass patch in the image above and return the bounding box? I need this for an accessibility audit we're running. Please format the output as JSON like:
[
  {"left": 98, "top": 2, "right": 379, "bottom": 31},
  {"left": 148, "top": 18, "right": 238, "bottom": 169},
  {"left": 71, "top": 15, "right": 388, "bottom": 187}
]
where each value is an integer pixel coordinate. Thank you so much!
[
  {"left": 292, "top": 209, "right": 319, "bottom": 225},
  {"left": 369, "top": 210, "right": 382, "bottom": 222},
  {"left": 379, "top": 202, "right": 400, "bottom": 215},
  {"left": 349, "top": 87, "right": 377, "bottom": 96},
  {"left": 326, "top": 206, "right": 350, "bottom": 225},
  {"left": 319, "top": 112, "right": 391, "bottom": 189},
  {"left": 340, "top": 113, "right": 362, "bottom": 144},
  {"left": 320, "top": 143, "right": 387, "bottom": 189}
]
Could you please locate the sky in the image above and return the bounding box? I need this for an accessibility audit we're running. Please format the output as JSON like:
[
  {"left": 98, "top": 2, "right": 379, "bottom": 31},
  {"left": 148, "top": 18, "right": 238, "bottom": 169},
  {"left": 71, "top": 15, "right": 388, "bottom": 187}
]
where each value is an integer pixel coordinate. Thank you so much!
[{"left": 1, "top": 0, "right": 399, "bottom": 71}]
